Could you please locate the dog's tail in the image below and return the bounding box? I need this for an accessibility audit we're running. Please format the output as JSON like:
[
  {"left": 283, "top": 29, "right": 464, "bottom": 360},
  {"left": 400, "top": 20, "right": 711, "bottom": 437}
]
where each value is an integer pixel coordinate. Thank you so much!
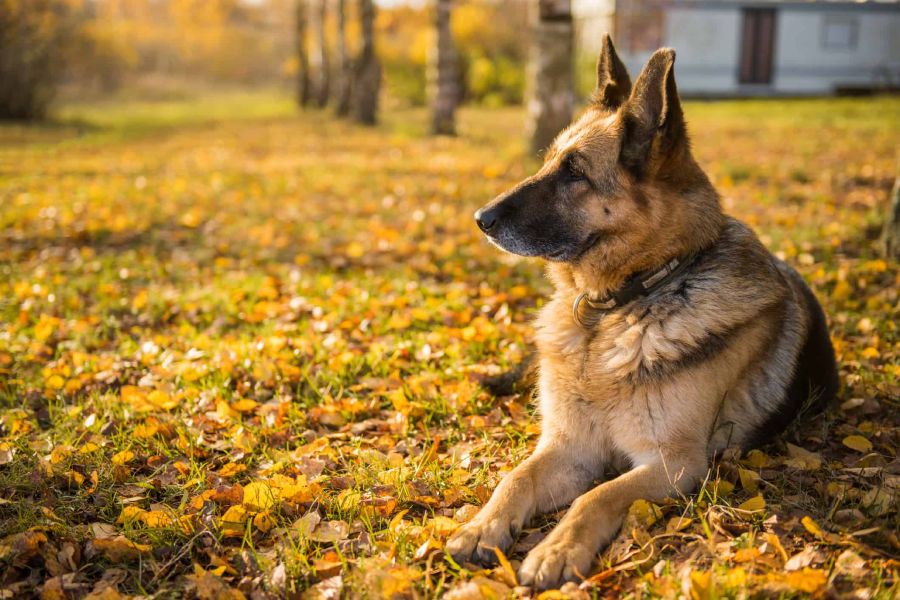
[{"left": 480, "top": 352, "right": 538, "bottom": 397}]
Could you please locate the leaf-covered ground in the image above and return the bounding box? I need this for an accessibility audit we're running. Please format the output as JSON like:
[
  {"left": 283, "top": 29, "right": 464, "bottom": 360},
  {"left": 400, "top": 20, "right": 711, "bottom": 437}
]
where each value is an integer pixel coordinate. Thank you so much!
[{"left": 1, "top": 93, "right": 898, "bottom": 599}]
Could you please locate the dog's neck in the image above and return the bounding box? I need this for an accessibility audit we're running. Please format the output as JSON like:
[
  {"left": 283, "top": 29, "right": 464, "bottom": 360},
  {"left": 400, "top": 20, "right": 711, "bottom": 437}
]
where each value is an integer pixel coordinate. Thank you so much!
[{"left": 548, "top": 204, "right": 724, "bottom": 305}]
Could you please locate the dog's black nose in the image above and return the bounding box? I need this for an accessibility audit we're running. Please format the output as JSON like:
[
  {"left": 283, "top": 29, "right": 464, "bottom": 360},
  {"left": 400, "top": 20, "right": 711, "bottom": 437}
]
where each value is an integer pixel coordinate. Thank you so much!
[{"left": 474, "top": 207, "right": 497, "bottom": 232}]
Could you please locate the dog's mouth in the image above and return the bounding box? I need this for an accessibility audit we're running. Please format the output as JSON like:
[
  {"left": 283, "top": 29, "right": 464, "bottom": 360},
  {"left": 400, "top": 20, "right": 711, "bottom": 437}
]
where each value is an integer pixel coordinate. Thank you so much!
[
  {"left": 544, "top": 231, "right": 604, "bottom": 262},
  {"left": 483, "top": 230, "right": 604, "bottom": 263}
]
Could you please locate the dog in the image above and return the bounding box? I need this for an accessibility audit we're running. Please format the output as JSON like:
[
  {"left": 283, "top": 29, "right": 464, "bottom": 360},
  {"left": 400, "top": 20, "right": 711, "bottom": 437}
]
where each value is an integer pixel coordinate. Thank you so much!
[{"left": 446, "top": 35, "right": 839, "bottom": 590}]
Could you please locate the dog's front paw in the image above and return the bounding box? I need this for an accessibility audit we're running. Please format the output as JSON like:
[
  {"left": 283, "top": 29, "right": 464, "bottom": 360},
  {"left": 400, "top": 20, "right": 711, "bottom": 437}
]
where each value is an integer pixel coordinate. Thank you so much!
[
  {"left": 518, "top": 537, "right": 595, "bottom": 591},
  {"left": 445, "top": 516, "right": 517, "bottom": 567}
]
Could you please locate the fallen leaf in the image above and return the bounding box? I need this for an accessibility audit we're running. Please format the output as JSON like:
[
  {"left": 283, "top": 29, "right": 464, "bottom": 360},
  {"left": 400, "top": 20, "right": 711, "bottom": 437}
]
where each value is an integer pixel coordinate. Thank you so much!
[
  {"left": 784, "top": 443, "right": 822, "bottom": 470},
  {"left": 91, "top": 536, "right": 151, "bottom": 562},
  {"left": 842, "top": 435, "right": 873, "bottom": 453},
  {"left": 737, "top": 495, "right": 766, "bottom": 513}
]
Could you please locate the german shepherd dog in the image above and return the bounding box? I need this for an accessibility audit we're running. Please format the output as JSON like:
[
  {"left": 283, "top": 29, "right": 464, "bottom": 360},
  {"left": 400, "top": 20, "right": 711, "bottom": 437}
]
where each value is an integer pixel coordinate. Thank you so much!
[{"left": 446, "top": 36, "right": 838, "bottom": 590}]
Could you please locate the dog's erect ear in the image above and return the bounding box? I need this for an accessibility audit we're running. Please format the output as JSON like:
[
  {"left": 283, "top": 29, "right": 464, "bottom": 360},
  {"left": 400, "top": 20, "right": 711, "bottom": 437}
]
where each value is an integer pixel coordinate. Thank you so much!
[
  {"left": 592, "top": 34, "right": 631, "bottom": 111},
  {"left": 619, "top": 48, "right": 685, "bottom": 178}
]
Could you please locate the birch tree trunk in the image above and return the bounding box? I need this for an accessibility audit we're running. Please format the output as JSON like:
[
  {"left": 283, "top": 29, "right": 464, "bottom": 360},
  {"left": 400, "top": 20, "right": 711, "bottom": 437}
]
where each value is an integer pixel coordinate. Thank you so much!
[
  {"left": 429, "top": 0, "right": 459, "bottom": 135},
  {"left": 526, "top": 0, "right": 574, "bottom": 156},
  {"left": 295, "top": 0, "right": 312, "bottom": 107},
  {"left": 334, "top": 0, "right": 352, "bottom": 115},
  {"left": 311, "top": 0, "right": 329, "bottom": 108},
  {"left": 350, "top": 0, "right": 381, "bottom": 125}
]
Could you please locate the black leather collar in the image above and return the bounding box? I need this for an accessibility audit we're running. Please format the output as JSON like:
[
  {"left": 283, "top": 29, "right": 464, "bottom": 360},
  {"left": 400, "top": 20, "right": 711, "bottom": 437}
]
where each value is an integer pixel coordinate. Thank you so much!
[{"left": 572, "top": 252, "right": 698, "bottom": 329}]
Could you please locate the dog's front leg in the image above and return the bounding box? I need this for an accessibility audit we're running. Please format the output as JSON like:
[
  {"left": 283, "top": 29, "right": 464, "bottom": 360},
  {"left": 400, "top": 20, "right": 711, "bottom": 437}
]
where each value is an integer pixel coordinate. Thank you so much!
[
  {"left": 518, "top": 451, "right": 708, "bottom": 590},
  {"left": 446, "top": 441, "right": 596, "bottom": 566}
]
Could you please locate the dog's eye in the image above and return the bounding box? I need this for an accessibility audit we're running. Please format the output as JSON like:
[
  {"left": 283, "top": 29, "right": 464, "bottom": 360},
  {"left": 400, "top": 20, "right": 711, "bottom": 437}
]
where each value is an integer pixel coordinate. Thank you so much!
[
  {"left": 566, "top": 162, "right": 587, "bottom": 183},
  {"left": 564, "top": 155, "right": 588, "bottom": 183}
]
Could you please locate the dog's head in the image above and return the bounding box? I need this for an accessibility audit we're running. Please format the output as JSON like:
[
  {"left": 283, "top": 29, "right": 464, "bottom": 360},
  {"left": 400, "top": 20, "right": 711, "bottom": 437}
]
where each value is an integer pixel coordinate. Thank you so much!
[{"left": 475, "top": 36, "right": 720, "bottom": 277}]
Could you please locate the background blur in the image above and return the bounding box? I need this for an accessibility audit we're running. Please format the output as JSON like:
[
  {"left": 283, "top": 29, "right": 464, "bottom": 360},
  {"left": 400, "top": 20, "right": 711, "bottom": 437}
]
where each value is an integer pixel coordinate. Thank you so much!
[{"left": 5, "top": 0, "right": 898, "bottom": 122}]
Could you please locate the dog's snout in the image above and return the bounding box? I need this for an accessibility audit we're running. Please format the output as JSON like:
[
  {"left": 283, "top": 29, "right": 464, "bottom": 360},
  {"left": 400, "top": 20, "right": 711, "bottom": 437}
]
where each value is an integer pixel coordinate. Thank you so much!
[{"left": 474, "top": 206, "right": 498, "bottom": 233}]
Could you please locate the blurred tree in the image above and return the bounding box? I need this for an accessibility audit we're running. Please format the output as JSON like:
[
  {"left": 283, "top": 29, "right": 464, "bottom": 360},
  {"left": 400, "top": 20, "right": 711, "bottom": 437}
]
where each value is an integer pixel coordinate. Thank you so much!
[
  {"left": 350, "top": 0, "right": 380, "bottom": 125},
  {"left": 334, "top": 0, "right": 352, "bottom": 115},
  {"left": 0, "top": 0, "right": 80, "bottom": 120},
  {"left": 429, "top": 0, "right": 459, "bottom": 135},
  {"left": 296, "top": 0, "right": 312, "bottom": 106},
  {"left": 882, "top": 175, "right": 900, "bottom": 260},
  {"left": 526, "top": 0, "right": 574, "bottom": 155},
  {"left": 453, "top": 1, "right": 527, "bottom": 106},
  {"left": 311, "top": 0, "right": 330, "bottom": 107}
]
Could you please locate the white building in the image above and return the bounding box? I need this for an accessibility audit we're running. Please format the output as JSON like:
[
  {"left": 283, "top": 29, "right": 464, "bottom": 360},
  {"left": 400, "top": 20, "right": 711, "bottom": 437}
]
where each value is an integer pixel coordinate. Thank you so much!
[{"left": 574, "top": 0, "right": 900, "bottom": 96}]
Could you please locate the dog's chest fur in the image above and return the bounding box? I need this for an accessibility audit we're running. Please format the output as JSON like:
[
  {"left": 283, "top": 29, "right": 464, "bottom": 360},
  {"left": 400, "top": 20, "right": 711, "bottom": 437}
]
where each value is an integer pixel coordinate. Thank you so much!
[{"left": 531, "top": 219, "right": 803, "bottom": 468}]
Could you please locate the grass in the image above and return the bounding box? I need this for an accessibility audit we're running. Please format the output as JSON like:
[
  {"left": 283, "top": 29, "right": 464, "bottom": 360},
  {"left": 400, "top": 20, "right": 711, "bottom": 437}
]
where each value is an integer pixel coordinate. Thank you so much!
[{"left": 0, "top": 90, "right": 897, "bottom": 599}]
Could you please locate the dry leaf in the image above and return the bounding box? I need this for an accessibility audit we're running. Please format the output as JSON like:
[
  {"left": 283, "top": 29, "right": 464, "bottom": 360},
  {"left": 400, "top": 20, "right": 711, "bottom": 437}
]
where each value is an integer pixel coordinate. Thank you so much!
[
  {"left": 90, "top": 536, "right": 150, "bottom": 562},
  {"left": 842, "top": 435, "right": 873, "bottom": 453},
  {"left": 784, "top": 443, "right": 822, "bottom": 470}
]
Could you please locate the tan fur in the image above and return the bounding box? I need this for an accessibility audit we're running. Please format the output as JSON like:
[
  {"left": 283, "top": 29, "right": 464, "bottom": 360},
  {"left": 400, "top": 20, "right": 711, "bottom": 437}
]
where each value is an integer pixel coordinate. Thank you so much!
[{"left": 451, "top": 39, "right": 837, "bottom": 590}]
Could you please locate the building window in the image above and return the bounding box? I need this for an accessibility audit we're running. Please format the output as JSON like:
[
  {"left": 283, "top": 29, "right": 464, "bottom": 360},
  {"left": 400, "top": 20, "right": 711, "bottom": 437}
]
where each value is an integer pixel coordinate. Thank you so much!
[{"left": 821, "top": 15, "right": 858, "bottom": 51}]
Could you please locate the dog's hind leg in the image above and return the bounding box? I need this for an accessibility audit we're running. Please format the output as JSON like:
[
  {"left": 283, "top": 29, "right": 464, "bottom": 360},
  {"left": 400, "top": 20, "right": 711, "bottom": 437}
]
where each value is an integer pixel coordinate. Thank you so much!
[{"left": 480, "top": 351, "right": 537, "bottom": 397}]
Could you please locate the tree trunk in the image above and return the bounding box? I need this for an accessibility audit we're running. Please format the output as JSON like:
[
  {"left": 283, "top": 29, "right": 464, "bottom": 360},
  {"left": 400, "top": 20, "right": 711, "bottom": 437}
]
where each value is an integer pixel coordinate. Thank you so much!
[
  {"left": 429, "top": 0, "right": 459, "bottom": 135},
  {"left": 295, "top": 0, "right": 312, "bottom": 106},
  {"left": 350, "top": 0, "right": 381, "bottom": 125},
  {"left": 526, "top": 0, "right": 574, "bottom": 156},
  {"left": 334, "top": 0, "right": 352, "bottom": 115},
  {"left": 311, "top": 0, "right": 329, "bottom": 108},
  {"left": 882, "top": 175, "right": 900, "bottom": 261}
]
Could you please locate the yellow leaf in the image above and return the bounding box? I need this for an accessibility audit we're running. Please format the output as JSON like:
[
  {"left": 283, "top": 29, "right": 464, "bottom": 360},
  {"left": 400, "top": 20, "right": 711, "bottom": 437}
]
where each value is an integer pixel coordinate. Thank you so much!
[
  {"left": 242, "top": 481, "right": 277, "bottom": 512},
  {"left": 120, "top": 386, "right": 145, "bottom": 404},
  {"left": 493, "top": 546, "right": 518, "bottom": 587},
  {"left": 220, "top": 505, "right": 249, "bottom": 537},
  {"left": 45, "top": 374, "right": 65, "bottom": 390},
  {"left": 134, "top": 423, "right": 159, "bottom": 438},
  {"left": 78, "top": 442, "right": 100, "bottom": 455},
  {"left": 712, "top": 479, "right": 734, "bottom": 497},
  {"left": 252, "top": 511, "right": 276, "bottom": 532},
  {"left": 767, "top": 567, "right": 827, "bottom": 594},
  {"left": 345, "top": 242, "right": 365, "bottom": 258},
  {"left": 860, "top": 347, "right": 880, "bottom": 359},
  {"left": 842, "top": 435, "right": 873, "bottom": 453},
  {"left": 734, "top": 547, "right": 760, "bottom": 562},
  {"left": 626, "top": 498, "right": 662, "bottom": 528},
  {"left": 666, "top": 516, "right": 692, "bottom": 533},
  {"left": 216, "top": 400, "right": 240, "bottom": 420},
  {"left": 147, "top": 389, "right": 178, "bottom": 410},
  {"left": 690, "top": 570, "right": 714, "bottom": 600},
  {"left": 738, "top": 468, "right": 760, "bottom": 492},
  {"left": 141, "top": 511, "right": 173, "bottom": 528},
  {"left": 742, "top": 449, "right": 771, "bottom": 469},
  {"left": 831, "top": 280, "right": 852, "bottom": 302},
  {"left": 737, "top": 495, "right": 766, "bottom": 512},
  {"left": 427, "top": 516, "right": 458, "bottom": 538},
  {"left": 116, "top": 506, "right": 146, "bottom": 525},
  {"left": 34, "top": 314, "right": 59, "bottom": 342},
  {"left": 801, "top": 515, "right": 824, "bottom": 538},
  {"left": 91, "top": 536, "right": 151, "bottom": 562},
  {"left": 0, "top": 443, "right": 15, "bottom": 465},
  {"left": 218, "top": 463, "right": 247, "bottom": 478},
  {"left": 765, "top": 532, "right": 788, "bottom": 563},
  {"left": 111, "top": 450, "right": 135, "bottom": 466},
  {"left": 231, "top": 399, "right": 259, "bottom": 413}
]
